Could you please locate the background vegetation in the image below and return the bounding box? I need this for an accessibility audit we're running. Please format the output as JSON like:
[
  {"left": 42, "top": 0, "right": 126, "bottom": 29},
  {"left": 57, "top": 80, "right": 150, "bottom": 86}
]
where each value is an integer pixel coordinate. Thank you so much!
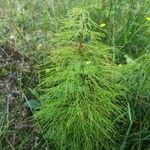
[{"left": 0, "top": 0, "right": 150, "bottom": 149}]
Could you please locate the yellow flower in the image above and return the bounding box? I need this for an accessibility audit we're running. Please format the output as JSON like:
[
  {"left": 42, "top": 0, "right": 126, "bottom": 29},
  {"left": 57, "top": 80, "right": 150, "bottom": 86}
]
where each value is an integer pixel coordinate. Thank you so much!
[
  {"left": 100, "top": 23, "right": 106, "bottom": 28},
  {"left": 45, "top": 68, "right": 51, "bottom": 73},
  {"left": 146, "top": 17, "right": 150, "bottom": 21},
  {"left": 85, "top": 61, "right": 91, "bottom": 64},
  {"left": 37, "top": 44, "right": 42, "bottom": 49},
  {"left": 118, "top": 64, "right": 122, "bottom": 67}
]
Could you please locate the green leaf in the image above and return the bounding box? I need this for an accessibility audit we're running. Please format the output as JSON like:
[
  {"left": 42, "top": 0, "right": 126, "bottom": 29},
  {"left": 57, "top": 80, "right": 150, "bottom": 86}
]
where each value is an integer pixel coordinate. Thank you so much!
[{"left": 24, "top": 100, "right": 41, "bottom": 110}]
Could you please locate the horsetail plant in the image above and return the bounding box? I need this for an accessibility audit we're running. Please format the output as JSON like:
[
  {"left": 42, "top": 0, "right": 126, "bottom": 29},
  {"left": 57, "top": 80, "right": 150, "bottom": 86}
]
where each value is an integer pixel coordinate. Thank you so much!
[
  {"left": 35, "top": 7, "right": 124, "bottom": 150},
  {"left": 122, "top": 53, "right": 150, "bottom": 98},
  {"left": 120, "top": 54, "right": 150, "bottom": 150}
]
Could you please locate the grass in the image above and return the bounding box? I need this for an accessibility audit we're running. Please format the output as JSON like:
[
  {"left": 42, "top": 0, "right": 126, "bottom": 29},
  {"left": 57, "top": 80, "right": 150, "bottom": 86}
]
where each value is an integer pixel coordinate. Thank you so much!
[{"left": 1, "top": 0, "right": 150, "bottom": 149}]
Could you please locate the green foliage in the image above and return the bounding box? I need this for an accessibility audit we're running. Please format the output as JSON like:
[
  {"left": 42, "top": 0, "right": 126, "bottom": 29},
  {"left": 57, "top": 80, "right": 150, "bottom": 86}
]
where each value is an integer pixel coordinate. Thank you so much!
[
  {"left": 120, "top": 54, "right": 150, "bottom": 149},
  {"left": 87, "top": 0, "right": 150, "bottom": 61},
  {"left": 1, "top": 0, "right": 150, "bottom": 149},
  {"left": 35, "top": 8, "right": 124, "bottom": 150},
  {"left": 122, "top": 54, "right": 150, "bottom": 98}
]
